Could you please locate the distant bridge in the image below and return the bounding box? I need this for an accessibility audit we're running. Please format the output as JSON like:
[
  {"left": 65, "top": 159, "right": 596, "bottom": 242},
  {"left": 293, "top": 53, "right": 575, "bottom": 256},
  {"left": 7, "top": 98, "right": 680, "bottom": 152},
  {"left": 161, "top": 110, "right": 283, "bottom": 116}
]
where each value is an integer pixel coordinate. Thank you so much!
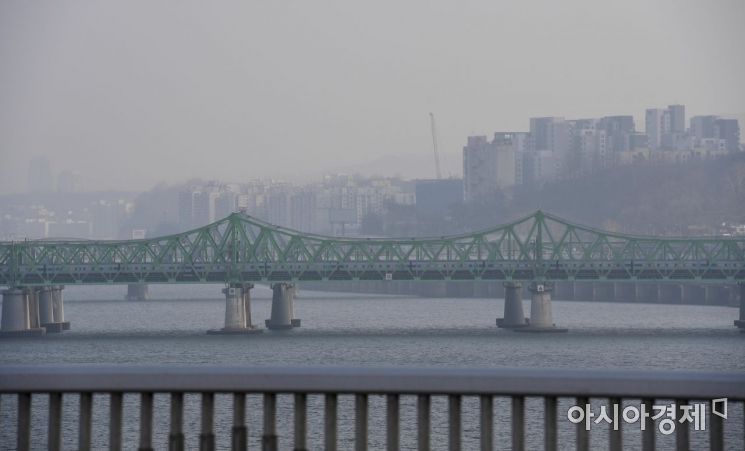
[
  {"left": 1, "top": 210, "right": 744, "bottom": 286},
  {"left": 1, "top": 211, "right": 743, "bottom": 335}
]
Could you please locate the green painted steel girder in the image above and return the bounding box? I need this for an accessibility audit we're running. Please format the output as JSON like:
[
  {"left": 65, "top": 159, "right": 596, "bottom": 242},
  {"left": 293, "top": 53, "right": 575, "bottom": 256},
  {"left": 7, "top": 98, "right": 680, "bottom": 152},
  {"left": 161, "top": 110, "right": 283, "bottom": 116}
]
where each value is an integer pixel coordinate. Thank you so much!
[{"left": 1, "top": 210, "right": 743, "bottom": 287}]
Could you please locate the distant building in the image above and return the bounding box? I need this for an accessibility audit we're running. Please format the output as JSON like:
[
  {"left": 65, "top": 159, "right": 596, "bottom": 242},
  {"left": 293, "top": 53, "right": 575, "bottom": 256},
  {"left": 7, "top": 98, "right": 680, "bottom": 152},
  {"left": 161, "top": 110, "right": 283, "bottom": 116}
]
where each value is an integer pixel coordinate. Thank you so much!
[
  {"left": 690, "top": 115, "right": 718, "bottom": 145},
  {"left": 646, "top": 105, "right": 688, "bottom": 150},
  {"left": 714, "top": 118, "right": 741, "bottom": 152},
  {"left": 463, "top": 133, "right": 523, "bottom": 202},
  {"left": 645, "top": 108, "right": 668, "bottom": 150},
  {"left": 415, "top": 179, "right": 463, "bottom": 219},
  {"left": 597, "top": 116, "right": 635, "bottom": 152},
  {"left": 523, "top": 150, "right": 557, "bottom": 186},
  {"left": 668, "top": 104, "right": 686, "bottom": 133},
  {"left": 27, "top": 157, "right": 53, "bottom": 193},
  {"left": 57, "top": 171, "right": 78, "bottom": 193},
  {"left": 463, "top": 136, "right": 494, "bottom": 202}
]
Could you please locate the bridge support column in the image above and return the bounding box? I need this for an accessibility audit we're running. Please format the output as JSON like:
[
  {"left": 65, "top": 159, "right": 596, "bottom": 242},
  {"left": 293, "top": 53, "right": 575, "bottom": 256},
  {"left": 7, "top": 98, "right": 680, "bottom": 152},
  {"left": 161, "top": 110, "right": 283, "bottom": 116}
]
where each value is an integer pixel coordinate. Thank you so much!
[
  {"left": 126, "top": 284, "right": 149, "bottom": 301},
  {"left": 265, "top": 283, "right": 301, "bottom": 330},
  {"left": 496, "top": 282, "right": 528, "bottom": 328},
  {"left": 515, "top": 282, "right": 567, "bottom": 333},
  {"left": 735, "top": 283, "right": 745, "bottom": 331},
  {"left": 25, "top": 288, "right": 41, "bottom": 329},
  {"left": 208, "top": 284, "right": 262, "bottom": 335},
  {"left": 50, "top": 286, "right": 70, "bottom": 331},
  {"left": 1, "top": 288, "right": 45, "bottom": 337},
  {"left": 38, "top": 286, "right": 69, "bottom": 333}
]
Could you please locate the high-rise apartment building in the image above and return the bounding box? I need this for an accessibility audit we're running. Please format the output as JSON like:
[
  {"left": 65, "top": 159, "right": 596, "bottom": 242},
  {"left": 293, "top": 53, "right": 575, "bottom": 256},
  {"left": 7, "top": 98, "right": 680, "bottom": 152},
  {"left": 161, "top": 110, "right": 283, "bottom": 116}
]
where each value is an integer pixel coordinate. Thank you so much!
[
  {"left": 715, "top": 118, "right": 741, "bottom": 152},
  {"left": 645, "top": 108, "right": 669, "bottom": 150}
]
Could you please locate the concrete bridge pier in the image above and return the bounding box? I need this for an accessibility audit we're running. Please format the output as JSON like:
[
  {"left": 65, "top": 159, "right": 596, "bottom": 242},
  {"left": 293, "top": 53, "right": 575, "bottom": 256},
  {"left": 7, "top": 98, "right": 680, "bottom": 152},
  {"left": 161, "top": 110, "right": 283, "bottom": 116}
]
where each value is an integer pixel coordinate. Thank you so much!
[
  {"left": 39, "top": 286, "right": 70, "bottom": 332},
  {"left": 126, "top": 284, "right": 149, "bottom": 301},
  {"left": 1, "top": 288, "right": 45, "bottom": 337},
  {"left": 208, "top": 284, "right": 262, "bottom": 335},
  {"left": 24, "top": 288, "right": 41, "bottom": 330},
  {"left": 496, "top": 282, "right": 528, "bottom": 328},
  {"left": 265, "top": 283, "right": 301, "bottom": 330},
  {"left": 515, "top": 282, "right": 568, "bottom": 333},
  {"left": 51, "top": 286, "right": 70, "bottom": 331},
  {"left": 735, "top": 283, "right": 745, "bottom": 331}
]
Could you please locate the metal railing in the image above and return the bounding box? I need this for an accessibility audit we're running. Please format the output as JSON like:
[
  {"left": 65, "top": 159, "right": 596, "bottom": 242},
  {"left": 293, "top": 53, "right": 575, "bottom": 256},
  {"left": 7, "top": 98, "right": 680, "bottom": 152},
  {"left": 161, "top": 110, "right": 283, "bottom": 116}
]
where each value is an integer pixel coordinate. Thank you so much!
[{"left": 0, "top": 365, "right": 743, "bottom": 451}]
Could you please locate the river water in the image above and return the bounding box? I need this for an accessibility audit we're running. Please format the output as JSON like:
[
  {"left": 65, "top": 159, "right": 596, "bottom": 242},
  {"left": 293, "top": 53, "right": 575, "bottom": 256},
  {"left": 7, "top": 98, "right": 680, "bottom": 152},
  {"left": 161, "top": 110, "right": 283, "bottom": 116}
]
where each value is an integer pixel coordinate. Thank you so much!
[{"left": 1, "top": 284, "right": 743, "bottom": 450}]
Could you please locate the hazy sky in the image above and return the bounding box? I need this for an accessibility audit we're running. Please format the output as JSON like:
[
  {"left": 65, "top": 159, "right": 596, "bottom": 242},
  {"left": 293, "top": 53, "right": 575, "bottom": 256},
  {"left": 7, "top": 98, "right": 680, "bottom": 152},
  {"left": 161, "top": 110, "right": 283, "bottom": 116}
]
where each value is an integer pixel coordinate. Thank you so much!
[{"left": 1, "top": 0, "right": 743, "bottom": 194}]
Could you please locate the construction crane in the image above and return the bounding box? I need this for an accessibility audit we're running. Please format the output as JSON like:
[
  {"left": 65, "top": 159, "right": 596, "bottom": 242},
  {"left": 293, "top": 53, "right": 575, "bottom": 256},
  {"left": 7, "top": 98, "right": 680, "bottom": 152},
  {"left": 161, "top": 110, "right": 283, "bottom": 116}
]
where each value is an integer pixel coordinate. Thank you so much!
[{"left": 429, "top": 112, "right": 442, "bottom": 179}]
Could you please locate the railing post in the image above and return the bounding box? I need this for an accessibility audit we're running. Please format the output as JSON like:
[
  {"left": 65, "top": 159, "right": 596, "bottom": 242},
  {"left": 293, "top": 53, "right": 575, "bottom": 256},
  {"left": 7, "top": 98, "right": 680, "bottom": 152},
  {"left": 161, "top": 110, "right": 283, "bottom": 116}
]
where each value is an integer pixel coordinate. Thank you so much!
[
  {"left": 386, "top": 394, "right": 399, "bottom": 451},
  {"left": 232, "top": 393, "right": 247, "bottom": 451},
  {"left": 417, "top": 395, "right": 430, "bottom": 451},
  {"left": 109, "top": 392, "right": 123, "bottom": 451},
  {"left": 79, "top": 392, "right": 93, "bottom": 451},
  {"left": 512, "top": 396, "right": 525, "bottom": 451},
  {"left": 200, "top": 392, "right": 215, "bottom": 451},
  {"left": 608, "top": 397, "right": 621, "bottom": 451},
  {"left": 449, "top": 395, "right": 462, "bottom": 451},
  {"left": 544, "top": 396, "right": 557, "bottom": 451},
  {"left": 262, "top": 393, "right": 277, "bottom": 451},
  {"left": 675, "top": 399, "right": 688, "bottom": 451},
  {"left": 169, "top": 393, "right": 185, "bottom": 451},
  {"left": 576, "top": 396, "right": 589, "bottom": 451},
  {"left": 641, "top": 398, "right": 654, "bottom": 451},
  {"left": 139, "top": 392, "right": 153, "bottom": 451},
  {"left": 355, "top": 394, "right": 368, "bottom": 451},
  {"left": 49, "top": 392, "right": 63, "bottom": 451},
  {"left": 325, "top": 393, "right": 338, "bottom": 451},
  {"left": 17, "top": 392, "right": 31, "bottom": 451},
  {"left": 709, "top": 398, "right": 723, "bottom": 451},
  {"left": 480, "top": 395, "right": 493, "bottom": 451},
  {"left": 294, "top": 393, "right": 307, "bottom": 451}
]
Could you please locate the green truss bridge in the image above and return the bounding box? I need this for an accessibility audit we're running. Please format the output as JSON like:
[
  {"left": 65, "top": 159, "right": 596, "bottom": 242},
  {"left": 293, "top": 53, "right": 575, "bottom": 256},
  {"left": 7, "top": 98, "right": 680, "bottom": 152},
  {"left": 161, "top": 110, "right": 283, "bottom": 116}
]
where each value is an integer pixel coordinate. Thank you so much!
[{"left": 1, "top": 210, "right": 744, "bottom": 336}]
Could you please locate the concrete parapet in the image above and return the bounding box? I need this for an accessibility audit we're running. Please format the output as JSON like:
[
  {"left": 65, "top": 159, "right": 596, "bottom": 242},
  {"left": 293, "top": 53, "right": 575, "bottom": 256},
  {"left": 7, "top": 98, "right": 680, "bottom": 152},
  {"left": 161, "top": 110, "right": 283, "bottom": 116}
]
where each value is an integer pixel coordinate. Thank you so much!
[
  {"left": 496, "top": 282, "right": 528, "bottom": 328},
  {"left": 514, "top": 282, "right": 567, "bottom": 333},
  {"left": 265, "top": 283, "right": 301, "bottom": 330}
]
